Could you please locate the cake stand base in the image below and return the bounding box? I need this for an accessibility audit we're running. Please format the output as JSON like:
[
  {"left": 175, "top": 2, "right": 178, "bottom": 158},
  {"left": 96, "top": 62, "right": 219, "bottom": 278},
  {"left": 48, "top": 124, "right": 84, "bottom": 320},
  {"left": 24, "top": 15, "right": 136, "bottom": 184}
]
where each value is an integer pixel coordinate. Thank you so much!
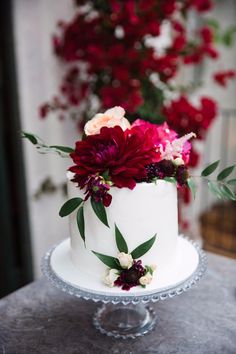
[
  {"left": 93, "top": 303, "right": 156, "bottom": 339},
  {"left": 41, "top": 236, "right": 207, "bottom": 339}
]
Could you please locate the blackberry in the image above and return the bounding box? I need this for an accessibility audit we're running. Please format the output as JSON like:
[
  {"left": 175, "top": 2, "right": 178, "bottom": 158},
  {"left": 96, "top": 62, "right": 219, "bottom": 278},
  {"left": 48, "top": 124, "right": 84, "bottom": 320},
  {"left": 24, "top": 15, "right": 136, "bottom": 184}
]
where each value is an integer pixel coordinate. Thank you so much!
[{"left": 145, "top": 159, "right": 176, "bottom": 182}]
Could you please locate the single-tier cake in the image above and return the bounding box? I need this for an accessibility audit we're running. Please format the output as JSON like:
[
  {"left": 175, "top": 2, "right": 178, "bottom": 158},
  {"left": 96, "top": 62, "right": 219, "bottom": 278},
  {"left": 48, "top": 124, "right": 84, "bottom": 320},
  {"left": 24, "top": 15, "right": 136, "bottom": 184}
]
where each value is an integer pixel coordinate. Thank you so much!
[
  {"left": 57, "top": 106, "right": 196, "bottom": 291},
  {"left": 68, "top": 172, "right": 178, "bottom": 279}
]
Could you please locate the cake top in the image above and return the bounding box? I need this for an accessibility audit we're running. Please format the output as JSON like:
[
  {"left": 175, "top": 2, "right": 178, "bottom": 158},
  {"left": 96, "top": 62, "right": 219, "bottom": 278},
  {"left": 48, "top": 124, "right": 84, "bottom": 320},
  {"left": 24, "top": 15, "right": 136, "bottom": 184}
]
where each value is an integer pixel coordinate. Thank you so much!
[{"left": 69, "top": 106, "right": 195, "bottom": 208}]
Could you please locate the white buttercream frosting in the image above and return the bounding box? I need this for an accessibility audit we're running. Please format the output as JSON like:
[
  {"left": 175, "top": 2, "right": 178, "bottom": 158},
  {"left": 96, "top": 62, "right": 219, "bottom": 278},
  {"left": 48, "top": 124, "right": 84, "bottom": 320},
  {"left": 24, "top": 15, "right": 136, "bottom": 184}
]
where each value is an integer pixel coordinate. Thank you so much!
[{"left": 67, "top": 172, "right": 178, "bottom": 279}]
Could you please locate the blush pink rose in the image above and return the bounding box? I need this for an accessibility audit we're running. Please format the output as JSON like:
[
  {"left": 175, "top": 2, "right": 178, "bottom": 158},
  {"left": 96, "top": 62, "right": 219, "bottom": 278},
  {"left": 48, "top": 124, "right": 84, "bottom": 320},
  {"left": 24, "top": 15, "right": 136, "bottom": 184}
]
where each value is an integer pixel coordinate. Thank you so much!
[{"left": 84, "top": 106, "right": 131, "bottom": 135}]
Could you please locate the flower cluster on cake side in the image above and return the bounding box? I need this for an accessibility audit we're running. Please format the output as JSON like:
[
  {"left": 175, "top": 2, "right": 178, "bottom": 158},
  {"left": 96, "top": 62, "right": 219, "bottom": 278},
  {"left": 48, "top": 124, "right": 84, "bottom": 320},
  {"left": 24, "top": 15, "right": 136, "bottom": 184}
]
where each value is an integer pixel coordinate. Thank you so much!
[{"left": 22, "top": 106, "right": 236, "bottom": 291}]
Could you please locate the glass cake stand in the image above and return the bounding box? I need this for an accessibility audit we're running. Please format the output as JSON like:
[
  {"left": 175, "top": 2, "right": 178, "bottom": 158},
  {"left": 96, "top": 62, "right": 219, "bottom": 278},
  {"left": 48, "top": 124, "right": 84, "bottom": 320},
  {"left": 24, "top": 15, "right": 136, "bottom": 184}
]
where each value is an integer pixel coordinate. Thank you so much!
[{"left": 41, "top": 236, "right": 207, "bottom": 339}]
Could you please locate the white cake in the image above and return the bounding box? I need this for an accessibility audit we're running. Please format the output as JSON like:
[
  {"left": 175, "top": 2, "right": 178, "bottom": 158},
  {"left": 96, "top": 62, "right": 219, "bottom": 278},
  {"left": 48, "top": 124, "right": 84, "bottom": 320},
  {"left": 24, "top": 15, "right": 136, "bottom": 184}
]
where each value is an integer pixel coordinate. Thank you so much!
[{"left": 67, "top": 172, "right": 178, "bottom": 280}]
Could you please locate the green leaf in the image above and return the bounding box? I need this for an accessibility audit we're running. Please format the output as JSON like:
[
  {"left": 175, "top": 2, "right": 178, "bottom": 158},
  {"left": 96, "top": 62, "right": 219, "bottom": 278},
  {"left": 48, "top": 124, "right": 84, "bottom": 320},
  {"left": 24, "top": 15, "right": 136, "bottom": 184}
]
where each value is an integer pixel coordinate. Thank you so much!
[
  {"left": 227, "top": 179, "right": 236, "bottom": 186},
  {"left": 220, "top": 185, "right": 236, "bottom": 201},
  {"left": 92, "top": 251, "right": 121, "bottom": 269},
  {"left": 217, "top": 165, "right": 235, "bottom": 181},
  {"left": 90, "top": 198, "right": 109, "bottom": 227},
  {"left": 59, "top": 197, "right": 84, "bottom": 217},
  {"left": 164, "top": 177, "right": 176, "bottom": 184},
  {"left": 207, "top": 181, "right": 224, "bottom": 199},
  {"left": 115, "top": 224, "right": 128, "bottom": 253},
  {"left": 145, "top": 265, "right": 154, "bottom": 275},
  {"left": 131, "top": 234, "right": 157, "bottom": 259},
  {"left": 50, "top": 145, "right": 74, "bottom": 153},
  {"left": 187, "top": 178, "right": 197, "bottom": 199},
  {"left": 77, "top": 207, "right": 85, "bottom": 243},
  {"left": 21, "top": 131, "right": 38, "bottom": 145},
  {"left": 201, "top": 160, "right": 220, "bottom": 177}
]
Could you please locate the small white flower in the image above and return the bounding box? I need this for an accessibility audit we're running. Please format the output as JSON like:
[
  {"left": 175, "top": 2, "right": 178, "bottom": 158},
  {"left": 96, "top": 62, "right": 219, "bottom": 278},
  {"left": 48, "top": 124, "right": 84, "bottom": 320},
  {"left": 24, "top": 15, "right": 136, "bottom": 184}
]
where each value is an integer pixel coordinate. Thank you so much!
[
  {"left": 102, "top": 268, "right": 119, "bottom": 288},
  {"left": 117, "top": 252, "right": 133, "bottom": 269},
  {"left": 173, "top": 157, "right": 184, "bottom": 166},
  {"left": 139, "top": 272, "right": 153, "bottom": 286}
]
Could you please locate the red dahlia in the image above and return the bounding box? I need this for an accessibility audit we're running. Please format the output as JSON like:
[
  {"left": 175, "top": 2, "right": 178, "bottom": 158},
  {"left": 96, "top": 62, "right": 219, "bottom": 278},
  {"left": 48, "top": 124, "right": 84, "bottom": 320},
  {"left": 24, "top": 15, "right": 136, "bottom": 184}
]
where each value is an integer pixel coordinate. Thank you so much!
[{"left": 69, "top": 126, "right": 160, "bottom": 190}]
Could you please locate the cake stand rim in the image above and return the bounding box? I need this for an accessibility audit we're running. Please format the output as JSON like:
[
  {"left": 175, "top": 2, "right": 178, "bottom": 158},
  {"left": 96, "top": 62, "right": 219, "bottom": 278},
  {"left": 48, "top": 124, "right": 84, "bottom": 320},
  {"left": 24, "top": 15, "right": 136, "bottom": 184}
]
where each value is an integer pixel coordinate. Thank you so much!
[{"left": 41, "top": 235, "right": 207, "bottom": 304}]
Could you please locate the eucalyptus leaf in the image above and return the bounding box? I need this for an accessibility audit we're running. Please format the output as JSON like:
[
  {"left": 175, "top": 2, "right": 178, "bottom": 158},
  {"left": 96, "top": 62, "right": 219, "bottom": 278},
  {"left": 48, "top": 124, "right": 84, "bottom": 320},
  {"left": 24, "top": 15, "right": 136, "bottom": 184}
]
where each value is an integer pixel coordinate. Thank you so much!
[
  {"left": 115, "top": 224, "right": 128, "bottom": 253},
  {"left": 131, "top": 234, "right": 157, "bottom": 259},
  {"left": 217, "top": 165, "right": 235, "bottom": 181},
  {"left": 77, "top": 207, "right": 85, "bottom": 243},
  {"left": 207, "top": 181, "right": 224, "bottom": 199},
  {"left": 220, "top": 185, "right": 236, "bottom": 201},
  {"left": 201, "top": 160, "right": 220, "bottom": 177},
  {"left": 227, "top": 179, "right": 236, "bottom": 185},
  {"left": 59, "top": 197, "right": 84, "bottom": 217},
  {"left": 50, "top": 145, "right": 74, "bottom": 154},
  {"left": 91, "top": 198, "right": 109, "bottom": 227},
  {"left": 187, "top": 178, "right": 196, "bottom": 199},
  {"left": 92, "top": 251, "right": 121, "bottom": 269},
  {"left": 21, "top": 131, "right": 38, "bottom": 145}
]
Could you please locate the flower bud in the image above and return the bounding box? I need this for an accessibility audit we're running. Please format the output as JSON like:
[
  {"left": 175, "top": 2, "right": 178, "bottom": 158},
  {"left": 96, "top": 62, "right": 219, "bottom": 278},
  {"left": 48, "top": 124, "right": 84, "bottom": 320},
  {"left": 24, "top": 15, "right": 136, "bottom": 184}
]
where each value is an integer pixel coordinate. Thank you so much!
[
  {"left": 117, "top": 252, "right": 133, "bottom": 269},
  {"left": 102, "top": 268, "right": 119, "bottom": 288},
  {"left": 139, "top": 272, "right": 153, "bottom": 286},
  {"left": 173, "top": 157, "right": 184, "bottom": 166}
]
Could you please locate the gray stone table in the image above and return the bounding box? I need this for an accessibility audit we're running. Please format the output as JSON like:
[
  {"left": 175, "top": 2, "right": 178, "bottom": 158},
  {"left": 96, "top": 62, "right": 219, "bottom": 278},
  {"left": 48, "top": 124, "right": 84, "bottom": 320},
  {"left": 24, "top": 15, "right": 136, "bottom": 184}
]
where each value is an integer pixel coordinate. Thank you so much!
[{"left": 0, "top": 252, "right": 236, "bottom": 354}]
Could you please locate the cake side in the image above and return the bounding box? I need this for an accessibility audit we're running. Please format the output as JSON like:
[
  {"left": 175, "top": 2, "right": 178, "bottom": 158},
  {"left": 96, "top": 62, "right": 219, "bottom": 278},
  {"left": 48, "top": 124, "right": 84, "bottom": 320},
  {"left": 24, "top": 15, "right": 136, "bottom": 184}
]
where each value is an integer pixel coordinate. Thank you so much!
[{"left": 67, "top": 172, "right": 178, "bottom": 278}]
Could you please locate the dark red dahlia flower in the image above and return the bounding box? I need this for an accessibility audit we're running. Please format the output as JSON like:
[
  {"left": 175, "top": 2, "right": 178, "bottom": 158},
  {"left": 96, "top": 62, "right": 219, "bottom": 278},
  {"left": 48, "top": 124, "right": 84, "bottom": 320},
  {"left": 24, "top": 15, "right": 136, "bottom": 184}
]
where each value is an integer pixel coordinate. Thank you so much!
[
  {"left": 114, "top": 260, "right": 146, "bottom": 291},
  {"left": 69, "top": 126, "right": 160, "bottom": 190}
]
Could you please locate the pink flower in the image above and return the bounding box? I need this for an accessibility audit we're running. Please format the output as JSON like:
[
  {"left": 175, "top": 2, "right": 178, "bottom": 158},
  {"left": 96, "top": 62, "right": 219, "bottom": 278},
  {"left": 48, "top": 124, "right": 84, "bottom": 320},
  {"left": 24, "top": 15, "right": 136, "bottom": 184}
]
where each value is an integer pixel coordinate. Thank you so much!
[{"left": 84, "top": 106, "right": 130, "bottom": 136}]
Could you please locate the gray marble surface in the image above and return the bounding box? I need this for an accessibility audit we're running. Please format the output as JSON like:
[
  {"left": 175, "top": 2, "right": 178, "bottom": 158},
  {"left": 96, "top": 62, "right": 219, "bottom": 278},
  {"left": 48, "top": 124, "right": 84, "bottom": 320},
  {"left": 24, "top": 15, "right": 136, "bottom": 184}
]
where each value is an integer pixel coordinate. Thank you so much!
[{"left": 0, "top": 252, "right": 236, "bottom": 354}]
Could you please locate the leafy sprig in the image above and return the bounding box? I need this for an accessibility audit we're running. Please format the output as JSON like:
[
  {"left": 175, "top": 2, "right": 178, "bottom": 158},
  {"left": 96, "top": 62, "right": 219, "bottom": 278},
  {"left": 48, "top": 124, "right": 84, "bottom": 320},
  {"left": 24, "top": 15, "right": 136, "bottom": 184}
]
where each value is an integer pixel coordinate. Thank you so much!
[
  {"left": 188, "top": 160, "right": 236, "bottom": 201},
  {"left": 21, "top": 131, "right": 74, "bottom": 157},
  {"left": 92, "top": 224, "right": 157, "bottom": 269}
]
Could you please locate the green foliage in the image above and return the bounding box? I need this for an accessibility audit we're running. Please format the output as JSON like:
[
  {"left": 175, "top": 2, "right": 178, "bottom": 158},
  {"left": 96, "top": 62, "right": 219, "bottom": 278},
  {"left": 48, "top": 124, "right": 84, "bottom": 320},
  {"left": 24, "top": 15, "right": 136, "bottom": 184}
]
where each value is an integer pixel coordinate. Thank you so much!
[
  {"left": 59, "top": 198, "right": 84, "bottom": 217},
  {"left": 90, "top": 198, "right": 109, "bottom": 227},
  {"left": 138, "top": 80, "right": 166, "bottom": 124},
  {"left": 201, "top": 161, "right": 236, "bottom": 201},
  {"left": 131, "top": 234, "right": 157, "bottom": 259},
  {"left": 50, "top": 145, "right": 74, "bottom": 153},
  {"left": 187, "top": 178, "right": 197, "bottom": 199},
  {"left": 217, "top": 165, "right": 235, "bottom": 181},
  {"left": 21, "top": 131, "right": 38, "bottom": 145},
  {"left": 77, "top": 207, "right": 85, "bottom": 243},
  {"left": 115, "top": 224, "right": 128, "bottom": 253},
  {"left": 92, "top": 251, "right": 121, "bottom": 269},
  {"left": 201, "top": 160, "right": 220, "bottom": 177},
  {"left": 21, "top": 131, "right": 73, "bottom": 157},
  {"left": 207, "top": 18, "right": 236, "bottom": 47}
]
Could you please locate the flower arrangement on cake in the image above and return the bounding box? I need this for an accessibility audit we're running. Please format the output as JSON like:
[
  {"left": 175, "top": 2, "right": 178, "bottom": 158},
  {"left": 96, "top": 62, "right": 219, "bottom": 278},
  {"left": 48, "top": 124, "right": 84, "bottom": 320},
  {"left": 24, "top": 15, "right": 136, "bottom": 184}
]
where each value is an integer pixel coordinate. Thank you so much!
[{"left": 22, "top": 106, "right": 236, "bottom": 291}]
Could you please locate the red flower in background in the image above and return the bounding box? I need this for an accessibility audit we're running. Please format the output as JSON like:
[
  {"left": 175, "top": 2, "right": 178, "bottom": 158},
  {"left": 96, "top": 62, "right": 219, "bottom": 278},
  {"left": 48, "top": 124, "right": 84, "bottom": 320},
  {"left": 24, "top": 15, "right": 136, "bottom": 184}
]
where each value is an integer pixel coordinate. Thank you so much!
[
  {"left": 163, "top": 95, "right": 217, "bottom": 139},
  {"left": 213, "top": 70, "right": 236, "bottom": 87},
  {"left": 70, "top": 126, "right": 160, "bottom": 190}
]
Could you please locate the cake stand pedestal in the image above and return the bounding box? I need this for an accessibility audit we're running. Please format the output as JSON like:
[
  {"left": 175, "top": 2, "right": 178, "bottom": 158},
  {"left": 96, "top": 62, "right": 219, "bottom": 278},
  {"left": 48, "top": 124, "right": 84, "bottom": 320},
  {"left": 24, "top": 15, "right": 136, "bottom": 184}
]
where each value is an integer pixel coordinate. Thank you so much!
[{"left": 41, "top": 237, "right": 207, "bottom": 339}]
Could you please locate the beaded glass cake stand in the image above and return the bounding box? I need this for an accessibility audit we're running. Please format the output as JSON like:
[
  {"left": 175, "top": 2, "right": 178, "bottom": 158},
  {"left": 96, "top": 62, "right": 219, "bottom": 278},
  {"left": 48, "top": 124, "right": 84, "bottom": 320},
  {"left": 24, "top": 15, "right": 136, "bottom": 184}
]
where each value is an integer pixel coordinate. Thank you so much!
[{"left": 41, "top": 236, "right": 207, "bottom": 339}]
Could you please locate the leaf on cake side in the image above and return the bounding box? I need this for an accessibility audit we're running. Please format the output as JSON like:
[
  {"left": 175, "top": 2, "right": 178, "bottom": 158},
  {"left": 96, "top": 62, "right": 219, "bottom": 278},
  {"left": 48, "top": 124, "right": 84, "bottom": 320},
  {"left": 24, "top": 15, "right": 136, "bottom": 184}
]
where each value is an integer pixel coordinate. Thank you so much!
[
  {"left": 92, "top": 251, "right": 122, "bottom": 269},
  {"left": 115, "top": 224, "right": 128, "bottom": 253},
  {"left": 131, "top": 234, "right": 157, "bottom": 259},
  {"left": 90, "top": 198, "right": 109, "bottom": 228},
  {"left": 59, "top": 197, "right": 84, "bottom": 217},
  {"left": 77, "top": 206, "right": 85, "bottom": 244}
]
